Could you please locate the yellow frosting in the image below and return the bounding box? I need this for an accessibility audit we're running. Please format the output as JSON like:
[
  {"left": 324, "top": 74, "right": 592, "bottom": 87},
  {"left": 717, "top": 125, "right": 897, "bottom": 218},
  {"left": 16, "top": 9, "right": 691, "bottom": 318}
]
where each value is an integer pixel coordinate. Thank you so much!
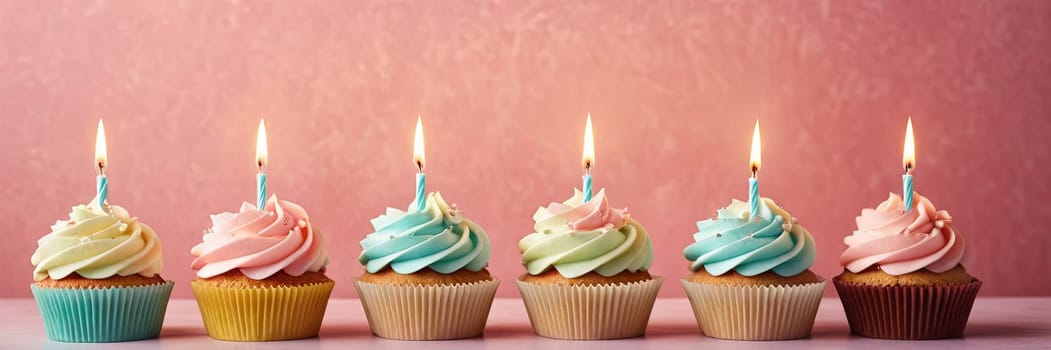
[{"left": 31, "top": 197, "right": 163, "bottom": 281}]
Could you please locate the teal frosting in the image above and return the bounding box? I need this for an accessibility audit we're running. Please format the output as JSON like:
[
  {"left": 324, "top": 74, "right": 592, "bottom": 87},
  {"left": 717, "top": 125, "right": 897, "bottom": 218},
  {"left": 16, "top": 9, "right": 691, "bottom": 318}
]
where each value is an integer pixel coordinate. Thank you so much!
[
  {"left": 683, "top": 198, "right": 816, "bottom": 277},
  {"left": 359, "top": 192, "right": 491, "bottom": 274}
]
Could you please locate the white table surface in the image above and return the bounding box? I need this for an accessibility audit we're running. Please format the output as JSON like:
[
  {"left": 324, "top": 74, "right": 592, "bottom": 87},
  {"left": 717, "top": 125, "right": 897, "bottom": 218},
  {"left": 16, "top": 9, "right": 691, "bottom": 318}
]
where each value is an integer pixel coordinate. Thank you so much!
[{"left": 1, "top": 298, "right": 1048, "bottom": 349}]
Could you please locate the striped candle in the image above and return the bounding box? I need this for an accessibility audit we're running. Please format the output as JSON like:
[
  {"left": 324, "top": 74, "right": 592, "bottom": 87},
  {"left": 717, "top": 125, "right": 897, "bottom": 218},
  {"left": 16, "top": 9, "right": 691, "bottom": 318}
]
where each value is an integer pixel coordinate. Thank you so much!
[
  {"left": 414, "top": 172, "right": 426, "bottom": 212},
  {"left": 748, "top": 177, "right": 759, "bottom": 219},
  {"left": 256, "top": 172, "right": 267, "bottom": 210},
  {"left": 903, "top": 174, "right": 914, "bottom": 212},
  {"left": 582, "top": 173, "right": 593, "bottom": 203},
  {"left": 96, "top": 174, "right": 108, "bottom": 208}
]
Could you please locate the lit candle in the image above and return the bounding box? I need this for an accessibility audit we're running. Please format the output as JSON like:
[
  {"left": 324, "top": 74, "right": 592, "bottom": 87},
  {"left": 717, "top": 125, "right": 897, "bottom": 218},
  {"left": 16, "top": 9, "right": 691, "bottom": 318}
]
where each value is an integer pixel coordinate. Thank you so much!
[
  {"left": 413, "top": 116, "right": 426, "bottom": 212},
  {"left": 94, "top": 119, "right": 108, "bottom": 209},
  {"left": 748, "top": 120, "right": 762, "bottom": 219},
  {"left": 581, "top": 114, "right": 595, "bottom": 202},
  {"left": 902, "top": 117, "right": 916, "bottom": 212},
  {"left": 256, "top": 119, "right": 268, "bottom": 210}
]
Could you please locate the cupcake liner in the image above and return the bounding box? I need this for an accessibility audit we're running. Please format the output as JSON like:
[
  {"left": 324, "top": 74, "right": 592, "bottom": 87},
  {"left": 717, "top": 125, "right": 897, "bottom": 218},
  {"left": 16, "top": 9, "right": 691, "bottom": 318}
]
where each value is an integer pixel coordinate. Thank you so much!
[
  {"left": 31, "top": 281, "right": 174, "bottom": 343},
  {"left": 680, "top": 279, "right": 825, "bottom": 340},
  {"left": 516, "top": 277, "right": 663, "bottom": 340},
  {"left": 833, "top": 277, "right": 982, "bottom": 340},
  {"left": 190, "top": 279, "right": 334, "bottom": 341},
  {"left": 354, "top": 278, "right": 500, "bottom": 340}
]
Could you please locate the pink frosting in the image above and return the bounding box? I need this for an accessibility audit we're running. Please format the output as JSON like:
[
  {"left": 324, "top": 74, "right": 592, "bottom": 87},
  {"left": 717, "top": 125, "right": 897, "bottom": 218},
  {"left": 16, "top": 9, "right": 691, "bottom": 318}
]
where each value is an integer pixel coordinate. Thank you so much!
[
  {"left": 533, "top": 189, "right": 626, "bottom": 231},
  {"left": 840, "top": 193, "right": 971, "bottom": 275},
  {"left": 190, "top": 195, "right": 328, "bottom": 280}
]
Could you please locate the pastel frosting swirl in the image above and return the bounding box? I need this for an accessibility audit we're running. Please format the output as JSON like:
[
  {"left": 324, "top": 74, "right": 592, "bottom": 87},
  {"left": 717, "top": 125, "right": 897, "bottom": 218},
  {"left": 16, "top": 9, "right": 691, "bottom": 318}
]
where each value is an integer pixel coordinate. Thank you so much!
[
  {"left": 359, "top": 192, "right": 491, "bottom": 274},
  {"left": 191, "top": 195, "right": 329, "bottom": 280},
  {"left": 520, "top": 189, "right": 653, "bottom": 278},
  {"left": 840, "top": 193, "right": 970, "bottom": 275},
  {"left": 31, "top": 196, "right": 163, "bottom": 281},
  {"left": 684, "top": 198, "right": 816, "bottom": 277}
]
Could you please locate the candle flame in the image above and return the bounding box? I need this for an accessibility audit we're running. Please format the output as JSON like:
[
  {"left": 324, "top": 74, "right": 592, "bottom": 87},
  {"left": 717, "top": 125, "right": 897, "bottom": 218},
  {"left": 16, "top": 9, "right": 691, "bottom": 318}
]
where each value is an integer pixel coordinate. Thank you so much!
[
  {"left": 582, "top": 114, "right": 595, "bottom": 171},
  {"left": 256, "top": 119, "right": 268, "bottom": 171},
  {"left": 749, "top": 120, "right": 761, "bottom": 176},
  {"left": 903, "top": 117, "right": 915, "bottom": 173},
  {"left": 413, "top": 116, "right": 425, "bottom": 171},
  {"left": 95, "top": 119, "right": 107, "bottom": 174}
]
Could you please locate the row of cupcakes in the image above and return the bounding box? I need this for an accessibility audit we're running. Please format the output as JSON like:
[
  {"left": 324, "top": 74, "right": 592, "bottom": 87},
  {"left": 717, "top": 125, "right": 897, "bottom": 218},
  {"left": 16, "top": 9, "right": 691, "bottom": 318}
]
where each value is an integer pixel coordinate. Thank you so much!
[{"left": 29, "top": 117, "right": 979, "bottom": 342}]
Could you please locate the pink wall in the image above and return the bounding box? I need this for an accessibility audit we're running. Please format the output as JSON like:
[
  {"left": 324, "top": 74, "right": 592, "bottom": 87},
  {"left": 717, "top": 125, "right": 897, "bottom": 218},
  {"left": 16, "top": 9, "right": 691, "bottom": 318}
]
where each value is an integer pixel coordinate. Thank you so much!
[{"left": 2, "top": 1, "right": 1050, "bottom": 298}]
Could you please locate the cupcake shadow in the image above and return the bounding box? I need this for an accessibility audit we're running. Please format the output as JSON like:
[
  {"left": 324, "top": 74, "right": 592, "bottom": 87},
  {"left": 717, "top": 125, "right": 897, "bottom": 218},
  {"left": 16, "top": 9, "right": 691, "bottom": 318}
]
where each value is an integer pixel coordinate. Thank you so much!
[
  {"left": 963, "top": 323, "right": 1049, "bottom": 339},
  {"left": 317, "top": 323, "right": 374, "bottom": 339},
  {"left": 158, "top": 325, "right": 207, "bottom": 338}
]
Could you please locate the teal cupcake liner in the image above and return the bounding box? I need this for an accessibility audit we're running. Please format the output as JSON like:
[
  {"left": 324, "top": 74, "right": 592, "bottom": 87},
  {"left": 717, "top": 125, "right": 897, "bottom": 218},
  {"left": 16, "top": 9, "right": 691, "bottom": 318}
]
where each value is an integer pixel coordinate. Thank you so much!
[{"left": 31, "top": 281, "right": 174, "bottom": 342}]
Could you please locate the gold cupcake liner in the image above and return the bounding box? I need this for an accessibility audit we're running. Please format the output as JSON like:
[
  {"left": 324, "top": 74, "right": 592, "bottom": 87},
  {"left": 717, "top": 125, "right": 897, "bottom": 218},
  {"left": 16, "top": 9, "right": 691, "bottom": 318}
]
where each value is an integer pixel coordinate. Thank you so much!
[
  {"left": 354, "top": 278, "right": 500, "bottom": 340},
  {"left": 681, "top": 278, "right": 826, "bottom": 340},
  {"left": 516, "top": 277, "right": 663, "bottom": 340},
  {"left": 190, "top": 279, "right": 335, "bottom": 341}
]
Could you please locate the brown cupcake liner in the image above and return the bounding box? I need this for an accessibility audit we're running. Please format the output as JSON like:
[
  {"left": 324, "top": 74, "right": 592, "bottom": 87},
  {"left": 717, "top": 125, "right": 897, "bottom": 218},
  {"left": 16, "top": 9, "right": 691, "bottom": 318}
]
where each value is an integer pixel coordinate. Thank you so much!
[
  {"left": 354, "top": 278, "right": 500, "bottom": 340},
  {"left": 516, "top": 276, "right": 663, "bottom": 340},
  {"left": 680, "top": 279, "right": 826, "bottom": 340},
  {"left": 833, "top": 277, "right": 982, "bottom": 340}
]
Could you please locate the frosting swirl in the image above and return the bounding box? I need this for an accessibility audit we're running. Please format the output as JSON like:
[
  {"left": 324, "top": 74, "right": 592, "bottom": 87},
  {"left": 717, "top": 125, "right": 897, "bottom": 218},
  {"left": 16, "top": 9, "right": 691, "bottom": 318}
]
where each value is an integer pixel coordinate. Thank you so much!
[
  {"left": 359, "top": 192, "right": 490, "bottom": 274},
  {"left": 31, "top": 196, "right": 163, "bottom": 281},
  {"left": 684, "top": 198, "right": 816, "bottom": 277},
  {"left": 520, "top": 189, "right": 653, "bottom": 278},
  {"left": 840, "top": 193, "right": 970, "bottom": 275},
  {"left": 191, "top": 195, "right": 329, "bottom": 280}
]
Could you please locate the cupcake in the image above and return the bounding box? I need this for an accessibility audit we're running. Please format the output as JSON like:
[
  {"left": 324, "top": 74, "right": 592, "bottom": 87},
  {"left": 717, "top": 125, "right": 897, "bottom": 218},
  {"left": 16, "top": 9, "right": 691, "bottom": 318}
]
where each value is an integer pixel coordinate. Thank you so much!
[
  {"left": 517, "top": 189, "right": 661, "bottom": 340},
  {"left": 835, "top": 193, "right": 980, "bottom": 340},
  {"left": 355, "top": 192, "right": 498, "bottom": 340},
  {"left": 30, "top": 196, "right": 173, "bottom": 342},
  {"left": 190, "top": 195, "right": 333, "bottom": 341},
  {"left": 682, "top": 197, "right": 824, "bottom": 340}
]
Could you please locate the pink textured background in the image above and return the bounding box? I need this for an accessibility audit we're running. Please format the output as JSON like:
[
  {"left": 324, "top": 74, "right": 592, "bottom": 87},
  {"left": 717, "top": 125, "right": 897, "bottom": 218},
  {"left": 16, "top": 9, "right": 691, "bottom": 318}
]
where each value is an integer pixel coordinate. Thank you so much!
[{"left": 2, "top": 1, "right": 1050, "bottom": 298}]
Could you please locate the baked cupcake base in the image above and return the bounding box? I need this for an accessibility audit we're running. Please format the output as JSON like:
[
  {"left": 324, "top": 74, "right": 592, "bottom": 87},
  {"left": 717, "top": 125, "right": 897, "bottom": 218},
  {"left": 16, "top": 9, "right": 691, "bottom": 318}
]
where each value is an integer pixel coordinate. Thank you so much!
[
  {"left": 355, "top": 269, "right": 500, "bottom": 340},
  {"left": 31, "top": 274, "right": 173, "bottom": 343},
  {"left": 516, "top": 270, "right": 663, "bottom": 340},
  {"left": 834, "top": 267, "right": 982, "bottom": 340},
  {"left": 681, "top": 270, "right": 826, "bottom": 340},
  {"left": 191, "top": 271, "right": 334, "bottom": 341}
]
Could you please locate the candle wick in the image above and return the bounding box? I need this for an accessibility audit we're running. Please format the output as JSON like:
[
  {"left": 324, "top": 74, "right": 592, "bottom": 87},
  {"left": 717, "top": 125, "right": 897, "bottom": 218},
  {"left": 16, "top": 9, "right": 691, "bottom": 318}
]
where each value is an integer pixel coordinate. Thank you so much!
[
  {"left": 416, "top": 161, "right": 424, "bottom": 174},
  {"left": 750, "top": 166, "right": 758, "bottom": 178},
  {"left": 904, "top": 163, "right": 913, "bottom": 175},
  {"left": 584, "top": 162, "right": 591, "bottom": 175},
  {"left": 97, "top": 162, "right": 106, "bottom": 176}
]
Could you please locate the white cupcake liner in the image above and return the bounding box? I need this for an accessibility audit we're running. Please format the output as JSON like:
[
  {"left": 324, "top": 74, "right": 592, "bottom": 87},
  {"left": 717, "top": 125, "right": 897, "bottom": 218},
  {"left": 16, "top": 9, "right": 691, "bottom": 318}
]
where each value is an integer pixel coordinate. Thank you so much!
[
  {"left": 354, "top": 278, "right": 500, "bottom": 340},
  {"left": 516, "top": 277, "right": 663, "bottom": 340},
  {"left": 681, "top": 278, "right": 826, "bottom": 340}
]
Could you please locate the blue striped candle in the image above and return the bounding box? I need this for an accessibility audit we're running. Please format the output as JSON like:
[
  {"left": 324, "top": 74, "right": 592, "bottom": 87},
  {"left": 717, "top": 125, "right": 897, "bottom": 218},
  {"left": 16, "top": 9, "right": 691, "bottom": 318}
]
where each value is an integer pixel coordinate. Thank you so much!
[
  {"left": 582, "top": 174, "right": 593, "bottom": 203},
  {"left": 256, "top": 172, "right": 267, "bottom": 210},
  {"left": 414, "top": 172, "right": 426, "bottom": 212},
  {"left": 748, "top": 177, "right": 759, "bottom": 219},
  {"left": 903, "top": 173, "right": 914, "bottom": 212},
  {"left": 96, "top": 175, "right": 108, "bottom": 209}
]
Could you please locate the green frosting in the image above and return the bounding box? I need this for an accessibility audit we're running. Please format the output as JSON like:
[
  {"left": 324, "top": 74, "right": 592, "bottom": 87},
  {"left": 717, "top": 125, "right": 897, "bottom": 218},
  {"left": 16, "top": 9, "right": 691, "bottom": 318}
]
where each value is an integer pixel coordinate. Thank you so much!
[{"left": 519, "top": 189, "right": 653, "bottom": 278}]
